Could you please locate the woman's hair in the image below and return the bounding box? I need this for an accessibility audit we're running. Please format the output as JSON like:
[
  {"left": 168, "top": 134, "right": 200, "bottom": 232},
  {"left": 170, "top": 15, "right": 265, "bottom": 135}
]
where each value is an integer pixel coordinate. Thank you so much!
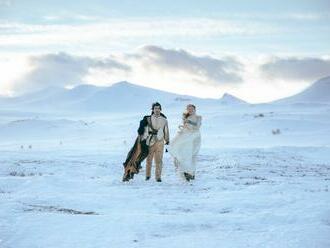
[{"left": 183, "top": 104, "right": 196, "bottom": 119}]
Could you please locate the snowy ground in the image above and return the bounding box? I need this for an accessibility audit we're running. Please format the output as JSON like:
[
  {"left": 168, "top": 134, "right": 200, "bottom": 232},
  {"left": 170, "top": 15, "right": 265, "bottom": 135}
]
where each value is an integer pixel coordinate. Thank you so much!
[
  {"left": 1, "top": 147, "right": 330, "bottom": 248},
  {"left": 1, "top": 104, "right": 330, "bottom": 248}
]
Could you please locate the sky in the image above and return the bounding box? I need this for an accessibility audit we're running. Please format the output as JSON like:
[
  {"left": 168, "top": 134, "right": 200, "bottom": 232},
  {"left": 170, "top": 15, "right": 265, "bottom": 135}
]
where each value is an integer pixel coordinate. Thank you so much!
[{"left": 0, "top": 0, "right": 329, "bottom": 103}]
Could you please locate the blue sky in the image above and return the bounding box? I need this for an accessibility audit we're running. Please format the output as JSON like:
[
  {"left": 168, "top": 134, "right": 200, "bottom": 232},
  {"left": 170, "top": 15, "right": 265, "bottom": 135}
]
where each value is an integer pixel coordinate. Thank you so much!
[{"left": 0, "top": 0, "right": 329, "bottom": 102}]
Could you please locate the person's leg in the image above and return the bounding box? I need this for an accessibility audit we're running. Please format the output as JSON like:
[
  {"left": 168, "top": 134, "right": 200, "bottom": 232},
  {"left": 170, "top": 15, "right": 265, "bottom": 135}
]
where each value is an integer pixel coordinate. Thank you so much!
[
  {"left": 174, "top": 158, "right": 179, "bottom": 171},
  {"left": 146, "top": 144, "right": 155, "bottom": 180},
  {"left": 154, "top": 141, "right": 164, "bottom": 181},
  {"left": 191, "top": 154, "right": 197, "bottom": 179}
]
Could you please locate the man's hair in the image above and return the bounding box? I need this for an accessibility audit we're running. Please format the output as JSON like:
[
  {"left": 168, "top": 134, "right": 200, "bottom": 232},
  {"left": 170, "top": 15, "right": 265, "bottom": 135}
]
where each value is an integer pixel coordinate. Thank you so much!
[{"left": 151, "top": 102, "right": 162, "bottom": 111}]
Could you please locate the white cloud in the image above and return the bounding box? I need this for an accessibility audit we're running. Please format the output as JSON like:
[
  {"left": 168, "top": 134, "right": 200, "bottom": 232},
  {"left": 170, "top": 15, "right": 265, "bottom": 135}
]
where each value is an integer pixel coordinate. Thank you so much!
[
  {"left": 286, "top": 12, "right": 329, "bottom": 20},
  {"left": 131, "top": 45, "right": 243, "bottom": 85},
  {"left": 260, "top": 57, "right": 330, "bottom": 82},
  {"left": 9, "top": 52, "right": 130, "bottom": 95},
  {"left": 2, "top": 47, "right": 330, "bottom": 103},
  {"left": 3, "top": 46, "right": 244, "bottom": 97},
  {"left": 0, "top": 18, "right": 279, "bottom": 49},
  {"left": 224, "top": 12, "right": 330, "bottom": 21}
]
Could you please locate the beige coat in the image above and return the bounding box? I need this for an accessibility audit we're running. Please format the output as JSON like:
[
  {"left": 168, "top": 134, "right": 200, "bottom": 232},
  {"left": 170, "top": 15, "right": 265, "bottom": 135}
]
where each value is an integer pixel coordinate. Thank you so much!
[{"left": 142, "top": 114, "right": 170, "bottom": 146}]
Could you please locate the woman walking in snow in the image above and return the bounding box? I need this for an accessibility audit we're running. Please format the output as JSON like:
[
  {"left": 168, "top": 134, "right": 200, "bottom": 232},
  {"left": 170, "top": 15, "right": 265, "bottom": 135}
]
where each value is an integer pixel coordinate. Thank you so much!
[{"left": 168, "top": 104, "right": 202, "bottom": 181}]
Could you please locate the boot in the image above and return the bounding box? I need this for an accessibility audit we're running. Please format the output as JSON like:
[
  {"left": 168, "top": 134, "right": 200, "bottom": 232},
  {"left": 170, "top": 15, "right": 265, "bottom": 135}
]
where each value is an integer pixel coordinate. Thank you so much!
[
  {"left": 145, "top": 176, "right": 150, "bottom": 181},
  {"left": 184, "top": 172, "right": 193, "bottom": 181}
]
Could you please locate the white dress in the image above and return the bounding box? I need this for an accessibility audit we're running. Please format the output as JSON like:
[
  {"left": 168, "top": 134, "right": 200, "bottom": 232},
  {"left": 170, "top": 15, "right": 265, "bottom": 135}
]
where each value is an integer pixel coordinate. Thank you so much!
[{"left": 169, "top": 114, "right": 202, "bottom": 179}]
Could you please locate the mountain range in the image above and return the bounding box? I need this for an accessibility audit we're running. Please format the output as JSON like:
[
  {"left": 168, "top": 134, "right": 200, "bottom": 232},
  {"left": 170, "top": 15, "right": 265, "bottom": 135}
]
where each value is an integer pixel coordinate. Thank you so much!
[{"left": 0, "top": 76, "right": 329, "bottom": 112}]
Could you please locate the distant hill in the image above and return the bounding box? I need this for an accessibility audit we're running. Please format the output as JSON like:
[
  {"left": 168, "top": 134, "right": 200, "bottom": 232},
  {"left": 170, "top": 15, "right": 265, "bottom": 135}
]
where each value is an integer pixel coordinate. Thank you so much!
[
  {"left": 0, "top": 81, "right": 249, "bottom": 112},
  {"left": 272, "top": 76, "right": 330, "bottom": 104},
  {"left": 218, "top": 93, "right": 248, "bottom": 105}
]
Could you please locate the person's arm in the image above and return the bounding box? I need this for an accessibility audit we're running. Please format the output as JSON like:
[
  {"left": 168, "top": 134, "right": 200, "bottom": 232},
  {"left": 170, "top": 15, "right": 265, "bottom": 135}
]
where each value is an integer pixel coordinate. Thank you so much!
[
  {"left": 182, "top": 115, "right": 190, "bottom": 128},
  {"left": 197, "top": 116, "right": 202, "bottom": 129},
  {"left": 186, "top": 116, "right": 202, "bottom": 130},
  {"left": 137, "top": 116, "right": 148, "bottom": 135},
  {"left": 164, "top": 120, "right": 170, "bottom": 145}
]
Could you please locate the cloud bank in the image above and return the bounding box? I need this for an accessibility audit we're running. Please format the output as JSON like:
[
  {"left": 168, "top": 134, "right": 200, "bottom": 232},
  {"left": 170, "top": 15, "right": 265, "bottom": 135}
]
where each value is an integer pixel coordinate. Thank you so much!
[
  {"left": 260, "top": 57, "right": 330, "bottom": 81},
  {"left": 3, "top": 46, "right": 330, "bottom": 103},
  {"left": 8, "top": 46, "right": 244, "bottom": 95},
  {"left": 132, "top": 46, "right": 243, "bottom": 85},
  {"left": 10, "top": 52, "right": 130, "bottom": 94}
]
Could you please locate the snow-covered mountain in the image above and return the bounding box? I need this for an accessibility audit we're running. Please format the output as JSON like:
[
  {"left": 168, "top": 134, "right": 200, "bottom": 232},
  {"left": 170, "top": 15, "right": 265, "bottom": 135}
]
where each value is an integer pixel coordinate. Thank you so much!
[
  {"left": 2, "top": 76, "right": 329, "bottom": 112},
  {"left": 273, "top": 76, "right": 330, "bottom": 105},
  {"left": 72, "top": 81, "right": 200, "bottom": 111},
  {"left": 0, "top": 81, "right": 248, "bottom": 112},
  {"left": 218, "top": 93, "right": 248, "bottom": 105}
]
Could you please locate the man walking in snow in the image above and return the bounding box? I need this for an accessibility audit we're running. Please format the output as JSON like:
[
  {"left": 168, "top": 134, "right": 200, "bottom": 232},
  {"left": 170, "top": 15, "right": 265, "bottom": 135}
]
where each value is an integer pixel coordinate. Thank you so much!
[{"left": 138, "top": 102, "right": 169, "bottom": 182}]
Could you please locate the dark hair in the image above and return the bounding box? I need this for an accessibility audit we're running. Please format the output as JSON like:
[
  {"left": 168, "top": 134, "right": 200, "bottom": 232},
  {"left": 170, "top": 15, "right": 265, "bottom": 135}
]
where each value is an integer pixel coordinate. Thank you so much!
[
  {"left": 151, "top": 102, "right": 162, "bottom": 111},
  {"left": 183, "top": 104, "right": 196, "bottom": 119}
]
